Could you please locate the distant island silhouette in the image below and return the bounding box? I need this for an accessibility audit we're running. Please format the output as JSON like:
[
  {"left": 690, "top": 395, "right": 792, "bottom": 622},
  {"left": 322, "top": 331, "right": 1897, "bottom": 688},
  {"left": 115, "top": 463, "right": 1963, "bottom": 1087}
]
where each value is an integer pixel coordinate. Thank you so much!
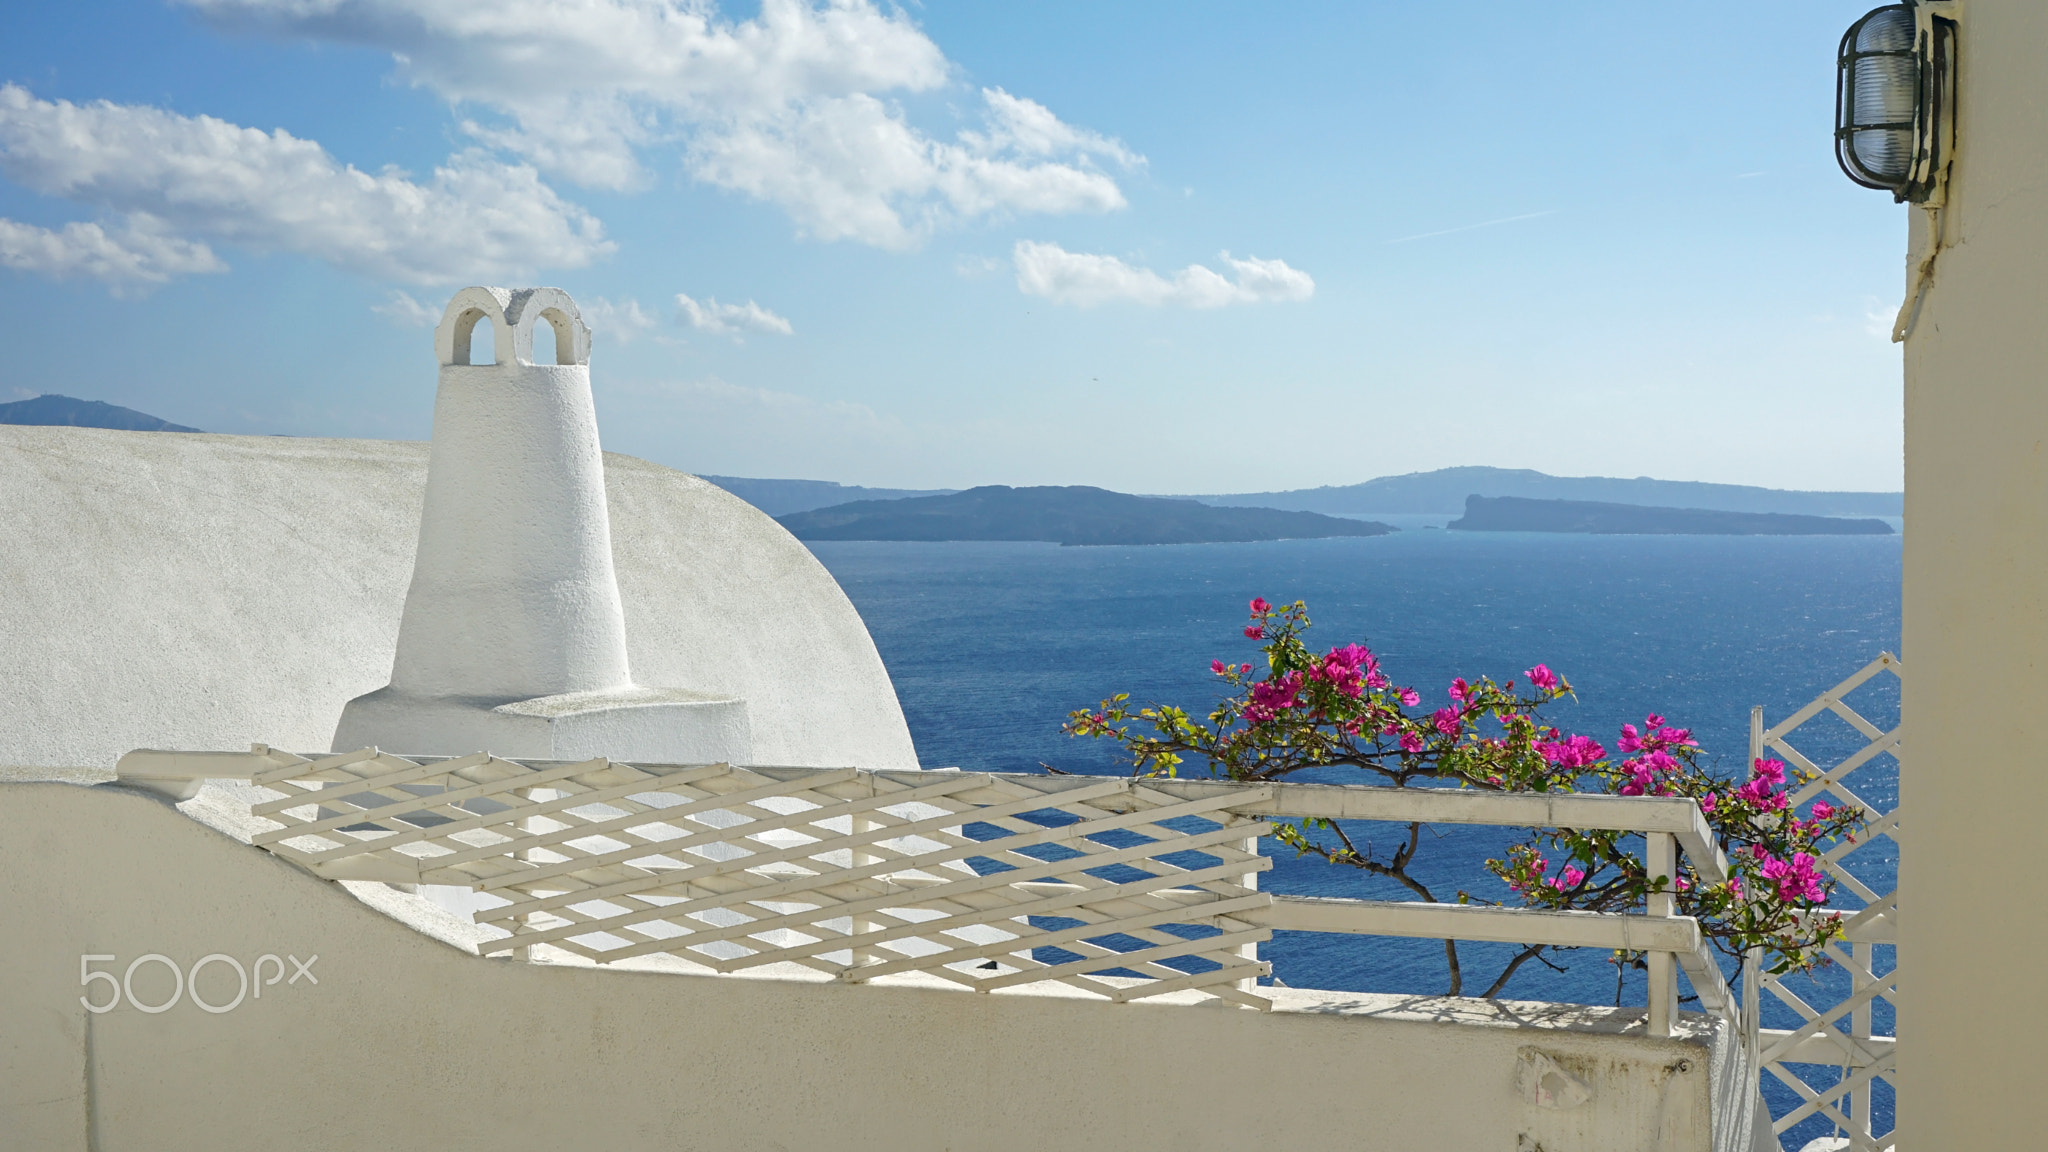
[
  {"left": 700, "top": 475, "right": 957, "bottom": 517},
  {"left": 702, "top": 466, "right": 1903, "bottom": 520},
  {"left": 1447, "top": 495, "right": 1894, "bottom": 536},
  {"left": 1190, "top": 465, "right": 1900, "bottom": 518},
  {"left": 3, "top": 397, "right": 1904, "bottom": 538},
  {"left": 0, "top": 394, "right": 200, "bottom": 433},
  {"left": 778, "top": 485, "right": 1395, "bottom": 546}
]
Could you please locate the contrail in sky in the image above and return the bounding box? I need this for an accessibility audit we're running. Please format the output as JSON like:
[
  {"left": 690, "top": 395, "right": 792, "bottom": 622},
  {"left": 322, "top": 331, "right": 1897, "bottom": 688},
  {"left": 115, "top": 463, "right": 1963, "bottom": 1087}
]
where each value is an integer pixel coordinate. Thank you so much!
[{"left": 1387, "top": 210, "right": 1558, "bottom": 244}]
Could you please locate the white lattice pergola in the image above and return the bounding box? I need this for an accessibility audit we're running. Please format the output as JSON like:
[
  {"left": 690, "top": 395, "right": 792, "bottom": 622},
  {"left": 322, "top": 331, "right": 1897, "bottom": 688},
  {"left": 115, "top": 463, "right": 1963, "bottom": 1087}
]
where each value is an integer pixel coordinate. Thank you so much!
[{"left": 1750, "top": 653, "right": 1901, "bottom": 1152}]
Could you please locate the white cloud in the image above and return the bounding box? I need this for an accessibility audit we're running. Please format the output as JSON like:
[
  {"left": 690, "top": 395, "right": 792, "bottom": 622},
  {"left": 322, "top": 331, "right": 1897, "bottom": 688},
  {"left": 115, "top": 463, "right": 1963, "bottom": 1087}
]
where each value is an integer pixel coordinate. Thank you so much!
[
  {"left": 954, "top": 253, "right": 1004, "bottom": 278},
  {"left": 686, "top": 90, "right": 1126, "bottom": 249},
  {"left": 371, "top": 289, "right": 441, "bottom": 326},
  {"left": 0, "top": 84, "right": 611, "bottom": 286},
  {"left": 0, "top": 214, "right": 224, "bottom": 293},
  {"left": 583, "top": 295, "right": 661, "bottom": 343},
  {"left": 964, "top": 88, "right": 1139, "bottom": 167},
  {"left": 676, "top": 292, "right": 794, "bottom": 338},
  {"left": 180, "top": 0, "right": 1137, "bottom": 248},
  {"left": 1013, "top": 241, "right": 1314, "bottom": 308}
]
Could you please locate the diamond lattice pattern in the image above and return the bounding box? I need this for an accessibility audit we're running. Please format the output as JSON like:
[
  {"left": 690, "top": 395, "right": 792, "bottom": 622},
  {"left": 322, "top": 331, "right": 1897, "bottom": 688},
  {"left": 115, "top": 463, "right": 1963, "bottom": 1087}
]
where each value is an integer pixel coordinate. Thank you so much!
[
  {"left": 1754, "top": 653, "right": 1901, "bottom": 1151},
  {"left": 241, "top": 754, "right": 1274, "bottom": 1008}
]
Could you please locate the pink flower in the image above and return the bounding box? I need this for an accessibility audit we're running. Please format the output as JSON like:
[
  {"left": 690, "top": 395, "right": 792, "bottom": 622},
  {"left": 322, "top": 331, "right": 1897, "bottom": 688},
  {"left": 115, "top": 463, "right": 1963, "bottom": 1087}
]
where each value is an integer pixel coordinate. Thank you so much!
[
  {"left": 1244, "top": 626, "right": 1264, "bottom": 640},
  {"left": 1794, "top": 852, "right": 1826, "bottom": 897},
  {"left": 1399, "top": 731, "right": 1424, "bottom": 754},
  {"left": 1239, "top": 663, "right": 1253, "bottom": 675},
  {"left": 1211, "top": 659, "right": 1228, "bottom": 675},
  {"left": 1249, "top": 597, "right": 1270, "bottom": 614},
  {"left": 1616, "top": 723, "right": 1642, "bottom": 753},
  {"left": 1326, "top": 643, "right": 1369, "bottom": 670},
  {"left": 1537, "top": 734, "right": 1606, "bottom": 770},
  {"left": 1751, "top": 758, "right": 1786, "bottom": 786},
  {"left": 1526, "top": 664, "right": 1560, "bottom": 691},
  {"left": 1812, "top": 801, "right": 1835, "bottom": 820},
  {"left": 1699, "top": 793, "right": 1717, "bottom": 815},
  {"left": 1449, "top": 678, "right": 1471, "bottom": 704},
  {"left": 1760, "top": 852, "right": 1825, "bottom": 903},
  {"left": 1432, "top": 707, "right": 1462, "bottom": 738},
  {"left": 1735, "top": 778, "right": 1788, "bottom": 810},
  {"left": 1315, "top": 645, "right": 1370, "bottom": 699},
  {"left": 1644, "top": 714, "right": 1664, "bottom": 728},
  {"left": 1399, "top": 687, "right": 1420, "bottom": 707},
  {"left": 1561, "top": 865, "right": 1585, "bottom": 887},
  {"left": 1249, "top": 671, "right": 1304, "bottom": 717}
]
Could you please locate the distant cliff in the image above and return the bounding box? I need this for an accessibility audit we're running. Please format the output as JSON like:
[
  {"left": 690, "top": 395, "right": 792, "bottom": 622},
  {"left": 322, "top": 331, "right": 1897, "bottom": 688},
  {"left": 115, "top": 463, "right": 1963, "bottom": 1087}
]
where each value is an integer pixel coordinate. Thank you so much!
[
  {"left": 0, "top": 394, "right": 200, "bottom": 433},
  {"left": 700, "top": 475, "right": 956, "bottom": 517},
  {"left": 778, "top": 485, "right": 1396, "bottom": 546},
  {"left": 1447, "top": 495, "right": 1894, "bottom": 536},
  {"left": 1192, "top": 466, "right": 1901, "bottom": 518}
]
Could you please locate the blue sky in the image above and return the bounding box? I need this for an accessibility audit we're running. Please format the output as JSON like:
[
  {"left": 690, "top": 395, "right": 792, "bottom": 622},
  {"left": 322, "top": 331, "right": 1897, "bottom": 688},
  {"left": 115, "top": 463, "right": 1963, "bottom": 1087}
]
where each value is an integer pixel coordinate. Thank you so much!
[{"left": 0, "top": 1, "right": 1906, "bottom": 492}]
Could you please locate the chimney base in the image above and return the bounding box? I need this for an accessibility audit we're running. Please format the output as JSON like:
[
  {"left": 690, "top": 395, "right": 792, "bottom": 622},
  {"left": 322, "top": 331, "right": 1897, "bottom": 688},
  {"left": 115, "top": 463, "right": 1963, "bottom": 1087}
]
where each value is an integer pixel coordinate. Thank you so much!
[{"left": 333, "top": 686, "right": 751, "bottom": 764}]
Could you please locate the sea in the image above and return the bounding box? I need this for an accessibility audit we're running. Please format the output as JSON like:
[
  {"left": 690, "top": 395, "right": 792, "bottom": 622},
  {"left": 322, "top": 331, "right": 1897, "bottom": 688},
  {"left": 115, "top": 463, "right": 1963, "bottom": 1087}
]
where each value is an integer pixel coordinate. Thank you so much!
[{"left": 808, "top": 525, "right": 1901, "bottom": 1144}]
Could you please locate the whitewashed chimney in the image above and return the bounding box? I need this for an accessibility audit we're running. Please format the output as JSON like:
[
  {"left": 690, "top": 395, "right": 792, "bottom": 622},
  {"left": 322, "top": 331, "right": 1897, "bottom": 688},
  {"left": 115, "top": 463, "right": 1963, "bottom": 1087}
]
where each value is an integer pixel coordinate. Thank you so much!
[{"left": 333, "top": 287, "right": 750, "bottom": 762}]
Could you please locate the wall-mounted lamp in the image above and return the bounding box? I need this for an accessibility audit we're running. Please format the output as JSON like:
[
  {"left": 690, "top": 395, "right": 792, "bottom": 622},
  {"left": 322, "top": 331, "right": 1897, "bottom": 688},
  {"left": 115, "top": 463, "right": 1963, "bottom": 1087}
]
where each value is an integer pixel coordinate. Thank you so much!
[{"left": 1836, "top": 1, "right": 1956, "bottom": 203}]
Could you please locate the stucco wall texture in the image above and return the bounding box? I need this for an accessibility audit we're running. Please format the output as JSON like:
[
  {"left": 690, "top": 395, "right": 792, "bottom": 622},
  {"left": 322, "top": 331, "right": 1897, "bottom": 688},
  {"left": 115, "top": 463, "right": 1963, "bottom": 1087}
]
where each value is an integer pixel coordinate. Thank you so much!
[
  {"left": 0, "top": 781, "right": 1743, "bottom": 1152},
  {"left": 0, "top": 424, "right": 918, "bottom": 770},
  {"left": 1900, "top": 0, "right": 2048, "bottom": 1144}
]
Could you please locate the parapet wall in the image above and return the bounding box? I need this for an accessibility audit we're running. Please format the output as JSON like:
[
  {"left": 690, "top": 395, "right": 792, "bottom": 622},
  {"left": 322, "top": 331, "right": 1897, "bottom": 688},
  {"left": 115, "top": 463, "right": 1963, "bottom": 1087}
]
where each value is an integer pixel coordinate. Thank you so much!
[{"left": 1, "top": 781, "right": 1750, "bottom": 1151}]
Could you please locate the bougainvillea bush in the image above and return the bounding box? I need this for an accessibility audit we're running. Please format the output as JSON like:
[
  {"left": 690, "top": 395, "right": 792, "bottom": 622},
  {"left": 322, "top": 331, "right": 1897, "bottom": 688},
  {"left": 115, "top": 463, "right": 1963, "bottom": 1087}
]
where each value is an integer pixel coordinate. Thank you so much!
[{"left": 1065, "top": 597, "right": 1863, "bottom": 998}]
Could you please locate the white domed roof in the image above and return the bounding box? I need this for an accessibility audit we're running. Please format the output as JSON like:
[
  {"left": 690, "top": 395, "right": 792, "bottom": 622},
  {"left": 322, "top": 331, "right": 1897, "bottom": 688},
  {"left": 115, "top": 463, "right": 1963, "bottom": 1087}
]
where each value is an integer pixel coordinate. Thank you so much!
[{"left": 0, "top": 425, "right": 917, "bottom": 770}]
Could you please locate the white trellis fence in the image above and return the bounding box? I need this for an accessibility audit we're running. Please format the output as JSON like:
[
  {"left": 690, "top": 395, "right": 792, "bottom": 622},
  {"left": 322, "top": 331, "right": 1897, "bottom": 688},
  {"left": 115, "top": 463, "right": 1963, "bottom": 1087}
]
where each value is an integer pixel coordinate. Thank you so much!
[
  {"left": 1747, "top": 653, "right": 1902, "bottom": 1152},
  {"left": 119, "top": 746, "right": 1737, "bottom": 1028}
]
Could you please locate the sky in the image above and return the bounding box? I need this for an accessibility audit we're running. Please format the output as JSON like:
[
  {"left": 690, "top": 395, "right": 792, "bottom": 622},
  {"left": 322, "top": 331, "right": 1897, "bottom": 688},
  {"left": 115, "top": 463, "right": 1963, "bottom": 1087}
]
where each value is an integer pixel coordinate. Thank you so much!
[{"left": 0, "top": 1, "right": 1909, "bottom": 493}]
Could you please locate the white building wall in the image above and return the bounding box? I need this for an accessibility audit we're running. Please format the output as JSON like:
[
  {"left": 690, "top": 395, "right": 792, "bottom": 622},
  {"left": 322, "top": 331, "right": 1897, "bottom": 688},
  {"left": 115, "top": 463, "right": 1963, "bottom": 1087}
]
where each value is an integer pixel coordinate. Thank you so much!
[
  {"left": 1900, "top": 1, "right": 2048, "bottom": 1145},
  {"left": 1, "top": 781, "right": 1749, "bottom": 1152}
]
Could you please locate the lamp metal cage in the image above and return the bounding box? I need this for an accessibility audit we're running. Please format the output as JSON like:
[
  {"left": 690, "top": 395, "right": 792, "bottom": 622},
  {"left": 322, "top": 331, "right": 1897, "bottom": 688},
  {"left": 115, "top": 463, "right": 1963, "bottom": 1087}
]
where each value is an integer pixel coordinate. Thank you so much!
[{"left": 1835, "top": 2, "right": 1956, "bottom": 203}]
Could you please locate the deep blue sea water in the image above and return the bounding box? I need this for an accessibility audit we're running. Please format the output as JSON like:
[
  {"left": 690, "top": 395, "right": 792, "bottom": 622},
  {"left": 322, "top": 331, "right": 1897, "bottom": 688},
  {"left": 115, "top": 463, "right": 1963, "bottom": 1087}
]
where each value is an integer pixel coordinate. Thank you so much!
[{"left": 809, "top": 531, "right": 1901, "bottom": 1145}]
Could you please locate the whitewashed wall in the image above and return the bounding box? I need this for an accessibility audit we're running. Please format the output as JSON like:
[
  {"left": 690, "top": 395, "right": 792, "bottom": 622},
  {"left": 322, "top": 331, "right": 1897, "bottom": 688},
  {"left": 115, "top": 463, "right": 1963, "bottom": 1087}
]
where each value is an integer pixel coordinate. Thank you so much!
[
  {"left": 1, "top": 781, "right": 1755, "bottom": 1151},
  {"left": 0, "top": 426, "right": 916, "bottom": 770},
  {"left": 1900, "top": 2, "right": 2048, "bottom": 1147}
]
